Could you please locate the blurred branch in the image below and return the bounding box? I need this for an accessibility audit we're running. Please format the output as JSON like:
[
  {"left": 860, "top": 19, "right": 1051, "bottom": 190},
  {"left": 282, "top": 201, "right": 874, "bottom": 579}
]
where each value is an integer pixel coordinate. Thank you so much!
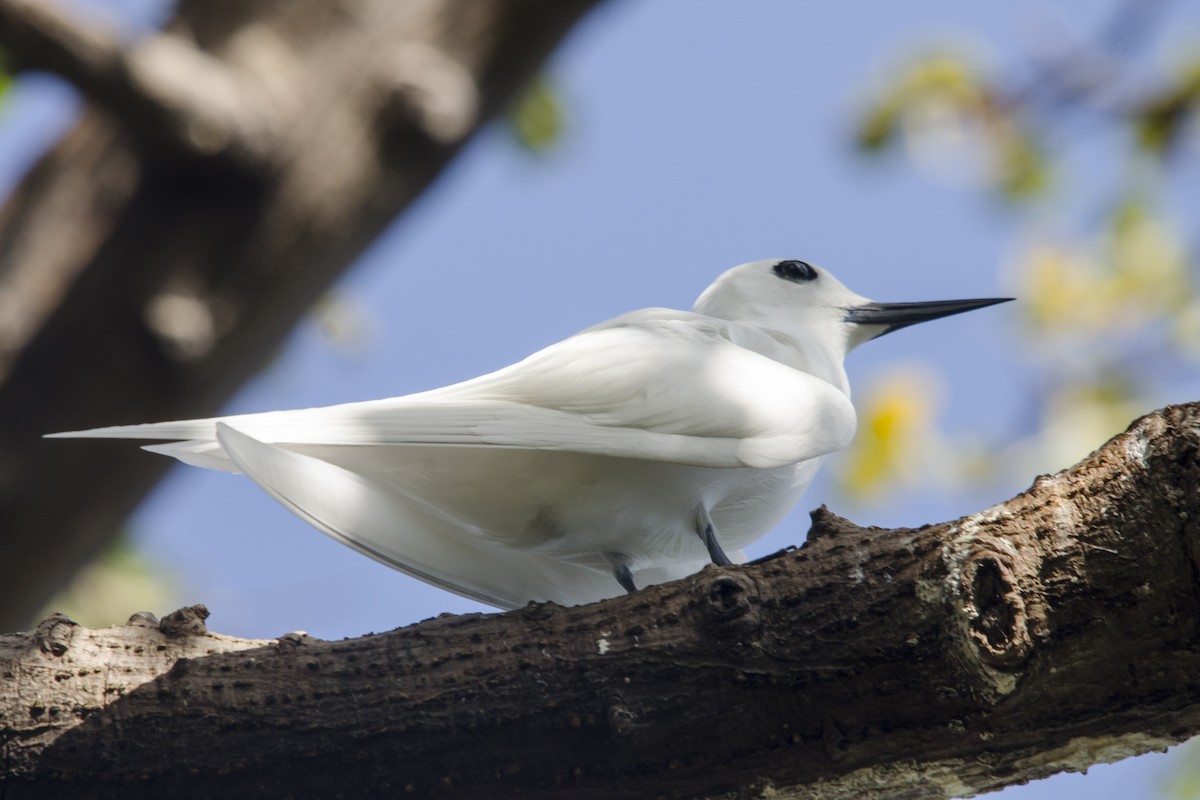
[
  {"left": 1007, "top": 0, "right": 1176, "bottom": 117},
  {"left": 0, "top": 0, "right": 279, "bottom": 164},
  {"left": 1007, "top": 0, "right": 1200, "bottom": 161},
  {"left": 3, "top": 403, "right": 1200, "bottom": 798},
  {"left": 855, "top": 0, "right": 1197, "bottom": 206}
]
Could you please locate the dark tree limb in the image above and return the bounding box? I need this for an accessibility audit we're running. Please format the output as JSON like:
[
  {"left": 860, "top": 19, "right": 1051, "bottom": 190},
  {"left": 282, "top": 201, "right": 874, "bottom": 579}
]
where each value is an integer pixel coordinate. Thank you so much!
[
  {"left": 2, "top": 403, "right": 1198, "bottom": 799},
  {"left": 0, "top": 0, "right": 604, "bottom": 631},
  {"left": 0, "top": 0, "right": 279, "bottom": 163}
]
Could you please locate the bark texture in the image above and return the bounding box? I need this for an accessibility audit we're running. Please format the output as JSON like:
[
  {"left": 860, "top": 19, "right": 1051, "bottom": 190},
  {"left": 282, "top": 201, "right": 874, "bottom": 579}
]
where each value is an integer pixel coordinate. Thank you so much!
[
  {"left": 0, "top": 0, "right": 604, "bottom": 631},
  {"left": 2, "top": 403, "right": 1198, "bottom": 799}
]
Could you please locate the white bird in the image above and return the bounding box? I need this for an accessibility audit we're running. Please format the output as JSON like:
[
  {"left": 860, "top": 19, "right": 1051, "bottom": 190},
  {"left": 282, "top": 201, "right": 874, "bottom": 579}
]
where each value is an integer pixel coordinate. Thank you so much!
[{"left": 50, "top": 259, "right": 1009, "bottom": 608}]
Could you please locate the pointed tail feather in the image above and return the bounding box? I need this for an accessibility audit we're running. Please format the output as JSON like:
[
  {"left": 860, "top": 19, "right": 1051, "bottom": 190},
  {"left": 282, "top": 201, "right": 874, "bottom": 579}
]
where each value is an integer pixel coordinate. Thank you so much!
[{"left": 44, "top": 407, "right": 312, "bottom": 442}]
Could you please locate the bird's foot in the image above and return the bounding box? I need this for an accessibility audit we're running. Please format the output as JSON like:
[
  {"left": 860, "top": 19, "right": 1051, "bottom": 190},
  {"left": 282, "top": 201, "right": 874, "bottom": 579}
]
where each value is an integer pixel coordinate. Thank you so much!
[
  {"left": 695, "top": 507, "right": 733, "bottom": 566},
  {"left": 608, "top": 554, "right": 637, "bottom": 594}
]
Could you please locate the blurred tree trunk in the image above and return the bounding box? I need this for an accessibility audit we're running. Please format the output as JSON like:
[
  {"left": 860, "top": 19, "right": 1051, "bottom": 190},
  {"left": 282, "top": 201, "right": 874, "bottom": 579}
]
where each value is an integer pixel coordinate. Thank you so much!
[
  {"left": 0, "top": 0, "right": 603, "bottom": 631},
  {"left": 1, "top": 403, "right": 1198, "bottom": 798}
]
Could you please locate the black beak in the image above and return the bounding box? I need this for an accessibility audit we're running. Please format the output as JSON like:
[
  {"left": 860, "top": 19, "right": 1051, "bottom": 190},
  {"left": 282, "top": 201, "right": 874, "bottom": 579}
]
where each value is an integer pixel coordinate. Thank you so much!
[{"left": 845, "top": 297, "right": 1013, "bottom": 338}]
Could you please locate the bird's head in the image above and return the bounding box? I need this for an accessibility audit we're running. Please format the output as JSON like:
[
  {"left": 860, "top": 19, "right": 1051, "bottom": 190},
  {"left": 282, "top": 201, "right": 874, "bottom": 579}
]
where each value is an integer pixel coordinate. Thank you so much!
[{"left": 693, "top": 258, "right": 1012, "bottom": 358}]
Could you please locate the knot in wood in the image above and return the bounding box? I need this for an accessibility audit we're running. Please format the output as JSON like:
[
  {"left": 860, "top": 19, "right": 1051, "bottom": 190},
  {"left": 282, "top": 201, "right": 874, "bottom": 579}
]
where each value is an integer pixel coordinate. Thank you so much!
[
  {"left": 159, "top": 604, "right": 210, "bottom": 638},
  {"left": 961, "top": 552, "right": 1032, "bottom": 669},
  {"left": 701, "top": 573, "right": 759, "bottom": 628},
  {"left": 35, "top": 612, "right": 77, "bottom": 656},
  {"left": 606, "top": 698, "right": 636, "bottom": 738},
  {"left": 126, "top": 611, "right": 160, "bottom": 628},
  {"left": 806, "top": 505, "right": 860, "bottom": 542},
  {"left": 522, "top": 602, "right": 558, "bottom": 622},
  {"left": 277, "top": 631, "right": 318, "bottom": 648},
  {"left": 821, "top": 715, "right": 849, "bottom": 762}
]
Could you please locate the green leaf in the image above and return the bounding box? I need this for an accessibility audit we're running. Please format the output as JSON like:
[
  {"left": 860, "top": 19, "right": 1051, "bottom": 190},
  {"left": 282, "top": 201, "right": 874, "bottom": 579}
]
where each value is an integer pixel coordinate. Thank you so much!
[
  {"left": 1132, "top": 58, "right": 1200, "bottom": 156},
  {"left": 854, "top": 99, "right": 898, "bottom": 153},
  {"left": 854, "top": 51, "right": 985, "bottom": 156},
  {"left": 507, "top": 78, "right": 564, "bottom": 155},
  {"left": 996, "top": 129, "right": 1051, "bottom": 202},
  {"left": 0, "top": 47, "right": 11, "bottom": 102}
]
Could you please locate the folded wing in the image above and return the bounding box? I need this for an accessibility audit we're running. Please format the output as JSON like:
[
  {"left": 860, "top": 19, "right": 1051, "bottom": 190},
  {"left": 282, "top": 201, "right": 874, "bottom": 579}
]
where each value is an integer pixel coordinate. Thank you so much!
[
  {"left": 50, "top": 314, "right": 857, "bottom": 470},
  {"left": 214, "top": 424, "right": 688, "bottom": 608}
]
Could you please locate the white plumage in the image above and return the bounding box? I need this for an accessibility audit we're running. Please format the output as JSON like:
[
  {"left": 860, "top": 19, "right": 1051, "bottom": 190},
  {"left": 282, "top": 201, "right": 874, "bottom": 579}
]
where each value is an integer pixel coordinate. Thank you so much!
[{"left": 50, "top": 259, "right": 1008, "bottom": 608}]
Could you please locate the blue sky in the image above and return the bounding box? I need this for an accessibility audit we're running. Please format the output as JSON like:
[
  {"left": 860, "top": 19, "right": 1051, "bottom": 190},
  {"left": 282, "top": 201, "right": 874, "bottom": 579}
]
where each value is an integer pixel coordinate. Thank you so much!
[{"left": 3, "top": 1, "right": 1197, "bottom": 797}]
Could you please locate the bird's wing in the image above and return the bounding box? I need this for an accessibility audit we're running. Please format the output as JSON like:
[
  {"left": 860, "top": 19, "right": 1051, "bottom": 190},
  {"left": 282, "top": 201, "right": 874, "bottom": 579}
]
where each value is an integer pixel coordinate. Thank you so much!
[
  {"left": 214, "top": 423, "right": 659, "bottom": 609},
  {"left": 49, "top": 313, "right": 856, "bottom": 470}
]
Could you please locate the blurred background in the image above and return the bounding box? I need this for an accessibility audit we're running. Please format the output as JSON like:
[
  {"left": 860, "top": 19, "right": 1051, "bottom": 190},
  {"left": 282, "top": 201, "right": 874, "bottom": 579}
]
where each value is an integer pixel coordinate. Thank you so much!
[{"left": 2, "top": 0, "right": 1198, "bottom": 796}]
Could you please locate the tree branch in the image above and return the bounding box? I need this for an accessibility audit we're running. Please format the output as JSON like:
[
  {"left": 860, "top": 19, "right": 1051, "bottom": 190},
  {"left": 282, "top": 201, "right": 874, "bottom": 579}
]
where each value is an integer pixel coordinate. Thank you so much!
[
  {"left": 3, "top": 403, "right": 1198, "bottom": 799},
  {"left": 0, "top": 0, "right": 280, "bottom": 163}
]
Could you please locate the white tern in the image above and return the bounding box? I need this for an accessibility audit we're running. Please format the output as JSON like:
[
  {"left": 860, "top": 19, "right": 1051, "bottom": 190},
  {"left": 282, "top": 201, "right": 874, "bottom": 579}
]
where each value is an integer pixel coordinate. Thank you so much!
[{"left": 50, "top": 259, "right": 1010, "bottom": 608}]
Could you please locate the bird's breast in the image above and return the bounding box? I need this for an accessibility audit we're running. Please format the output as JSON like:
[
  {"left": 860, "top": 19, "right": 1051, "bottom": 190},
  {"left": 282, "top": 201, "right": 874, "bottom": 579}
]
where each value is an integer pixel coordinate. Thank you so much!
[{"left": 296, "top": 444, "right": 821, "bottom": 569}]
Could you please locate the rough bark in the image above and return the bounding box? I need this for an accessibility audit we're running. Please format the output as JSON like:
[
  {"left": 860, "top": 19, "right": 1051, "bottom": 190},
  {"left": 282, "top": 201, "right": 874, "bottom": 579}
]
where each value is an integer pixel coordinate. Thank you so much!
[
  {"left": 2, "top": 402, "right": 1198, "bottom": 799},
  {"left": 0, "top": 0, "right": 604, "bottom": 631}
]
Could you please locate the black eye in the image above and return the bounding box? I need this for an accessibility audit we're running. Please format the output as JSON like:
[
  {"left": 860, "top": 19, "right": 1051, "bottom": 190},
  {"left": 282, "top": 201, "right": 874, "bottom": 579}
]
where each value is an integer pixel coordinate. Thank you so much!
[{"left": 773, "top": 260, "right": 818, "bottom": 283}]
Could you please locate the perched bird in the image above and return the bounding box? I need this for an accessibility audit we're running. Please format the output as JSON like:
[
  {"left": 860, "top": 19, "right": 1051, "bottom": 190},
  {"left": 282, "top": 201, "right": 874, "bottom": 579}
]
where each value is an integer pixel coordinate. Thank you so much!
[{"left": 50, "top": 259, "right": 1009, "bottom": 608}]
